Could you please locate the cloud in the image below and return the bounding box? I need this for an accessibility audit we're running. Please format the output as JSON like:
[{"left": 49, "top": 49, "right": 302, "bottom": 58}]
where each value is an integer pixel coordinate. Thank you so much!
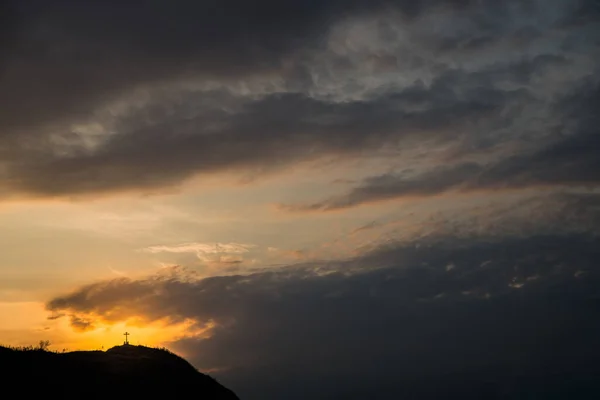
[
  {"left": 45, "top": 188, "right": 600, "bottom": 395},
  {"left": 2, "top": 75, "right": 529, "bottom": 196},
  {"left": 285, "top": 82, "right": 600, "bottom": 211},
  {"left": 46, "top": 231, "right": 600, "bottom": 399},
  {"left": 69, "top": 315, "right": 95, "bottom": 332},
  {"left": 45, "top": 189, "right": 600, "bottom": 398},
  {"left": 142, "top": 242, "right": 255, "bottom": 255},
  {"left": 0, "top": 0, "right": 463, "bottom": 135},
  {"left": 0, "top": 0, "right": 598, "bottom": 198},
  {"left": 141, "top": 242, "right": 257, "bottom": 270}
]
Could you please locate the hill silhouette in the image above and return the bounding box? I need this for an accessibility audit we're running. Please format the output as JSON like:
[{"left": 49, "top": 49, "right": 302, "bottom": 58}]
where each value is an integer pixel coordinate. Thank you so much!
[{"left": 0, "top": 344, "right": 239, "bottom": 399}]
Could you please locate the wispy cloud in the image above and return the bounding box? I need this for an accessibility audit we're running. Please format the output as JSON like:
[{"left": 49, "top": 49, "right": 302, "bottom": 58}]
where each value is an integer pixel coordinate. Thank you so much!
[
  {"left": 141, "top": 242, "right": 257, "bottom": 270},
  {"left": 142, "top": 242, "right": 256, "bottom": 255}
]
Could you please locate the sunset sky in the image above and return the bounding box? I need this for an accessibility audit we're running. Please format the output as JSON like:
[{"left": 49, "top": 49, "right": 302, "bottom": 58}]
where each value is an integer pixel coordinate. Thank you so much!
[{"left": 1, "top": 1, "right": 599, "bottom": 398}]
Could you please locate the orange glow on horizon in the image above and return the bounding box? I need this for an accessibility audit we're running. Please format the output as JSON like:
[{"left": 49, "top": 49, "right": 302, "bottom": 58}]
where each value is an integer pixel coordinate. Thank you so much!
[{"left": 0, "top": 301, "right": 210, "bottom": 354}]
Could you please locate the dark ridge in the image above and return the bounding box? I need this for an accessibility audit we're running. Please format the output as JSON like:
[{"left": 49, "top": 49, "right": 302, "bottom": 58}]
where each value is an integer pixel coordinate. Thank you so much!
[{"left": 0, "top": 344, "right": 239, "bottom": 400}]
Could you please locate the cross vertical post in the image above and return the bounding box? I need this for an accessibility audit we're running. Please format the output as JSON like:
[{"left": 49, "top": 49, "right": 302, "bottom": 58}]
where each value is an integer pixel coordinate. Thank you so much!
[{"left": 124, "top": 331, "right": 130, "bottom": 345}]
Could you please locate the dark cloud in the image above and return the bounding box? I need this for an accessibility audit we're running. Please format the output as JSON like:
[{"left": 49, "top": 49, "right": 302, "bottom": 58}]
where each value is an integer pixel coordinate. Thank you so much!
[
  {"left": 287, "top": 83, "right": 600, "bottom": 211},
  {"left": 7, "top": 75, "right": 528, "bottom": 196},
  {"left": 417, "top": 192, "right": 600, "bottom": 240},
  {"left": 47, "top": 230, "right": 600, "bottom": 399},
  {"left": 0, "top": 0, "right": 597, "bottom": 197},
  {"left": 0, "top": 0, "right": 464, "bottom": 135},
  {"left": 69, "top": 315, "right": 95, "bottom": 332}
]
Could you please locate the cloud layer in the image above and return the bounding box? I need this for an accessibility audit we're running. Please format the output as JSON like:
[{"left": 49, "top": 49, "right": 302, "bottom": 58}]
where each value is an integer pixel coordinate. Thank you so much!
[
  {"left": 1, "top": 0, "right": 598, "bottom": 198},
  {"left": 46, "top": 190, "right": 600, "bottom": 398},
  {"left": 47, "top": 231, "right": 600, "bottom": 399}
]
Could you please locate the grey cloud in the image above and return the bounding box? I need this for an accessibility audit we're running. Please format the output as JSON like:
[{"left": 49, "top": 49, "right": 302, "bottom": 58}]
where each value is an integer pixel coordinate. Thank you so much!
[
  {"left": 1, "top": 0, "right": 597, "bottom": 197},
  {"left": 0, "top": 0, "right": 470, "bottom": 135},
  {"left": 423, "top": 192, "right": 600, "bottom": 240},
  {"left": 288, "top": 82, "right": 600, "bottom": 211},
  {"left": 47, "top": 232, "right": 600, "bottom": 399},
  {"left": 3, "top": 65, "right": 540, "bottom": 196},
  {"left": 69, "top": 315, "right": 95, "bottom": 332}
]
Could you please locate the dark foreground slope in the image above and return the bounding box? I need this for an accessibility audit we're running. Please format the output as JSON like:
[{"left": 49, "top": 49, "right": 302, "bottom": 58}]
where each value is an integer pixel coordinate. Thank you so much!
[{"left": 0, "top": 344, "right": 239, "bottom": 399}]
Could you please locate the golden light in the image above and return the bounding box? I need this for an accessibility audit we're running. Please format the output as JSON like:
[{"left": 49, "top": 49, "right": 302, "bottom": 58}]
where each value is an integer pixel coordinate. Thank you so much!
[{"left": 0, "top": 301, "right": 211, "bottom": 353}]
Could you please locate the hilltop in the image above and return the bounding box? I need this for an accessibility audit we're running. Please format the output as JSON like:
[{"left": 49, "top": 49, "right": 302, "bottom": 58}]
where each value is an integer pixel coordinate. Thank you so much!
[{"left": 0, "top": 344, "right": 239, "bottom": 399}]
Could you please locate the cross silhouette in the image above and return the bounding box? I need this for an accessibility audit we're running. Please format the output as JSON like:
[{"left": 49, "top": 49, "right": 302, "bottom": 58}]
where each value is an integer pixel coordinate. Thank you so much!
[{"left": 124, "top": 332, "right": 130, "bottom": 345}]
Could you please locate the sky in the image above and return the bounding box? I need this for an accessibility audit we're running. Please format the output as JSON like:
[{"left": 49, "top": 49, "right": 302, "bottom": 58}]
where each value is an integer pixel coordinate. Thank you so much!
[{"left": 1, "top": 0, "right": 599, "bottom": 398}]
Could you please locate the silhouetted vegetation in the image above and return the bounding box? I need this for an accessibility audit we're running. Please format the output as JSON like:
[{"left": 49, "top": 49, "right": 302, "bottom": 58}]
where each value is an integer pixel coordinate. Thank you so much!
[
  {"left": 0, "top": 343, "right": 239, "bottom": 399},
  {"left": 3, "top": 339, "right": 54, "bottom": 352}
]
